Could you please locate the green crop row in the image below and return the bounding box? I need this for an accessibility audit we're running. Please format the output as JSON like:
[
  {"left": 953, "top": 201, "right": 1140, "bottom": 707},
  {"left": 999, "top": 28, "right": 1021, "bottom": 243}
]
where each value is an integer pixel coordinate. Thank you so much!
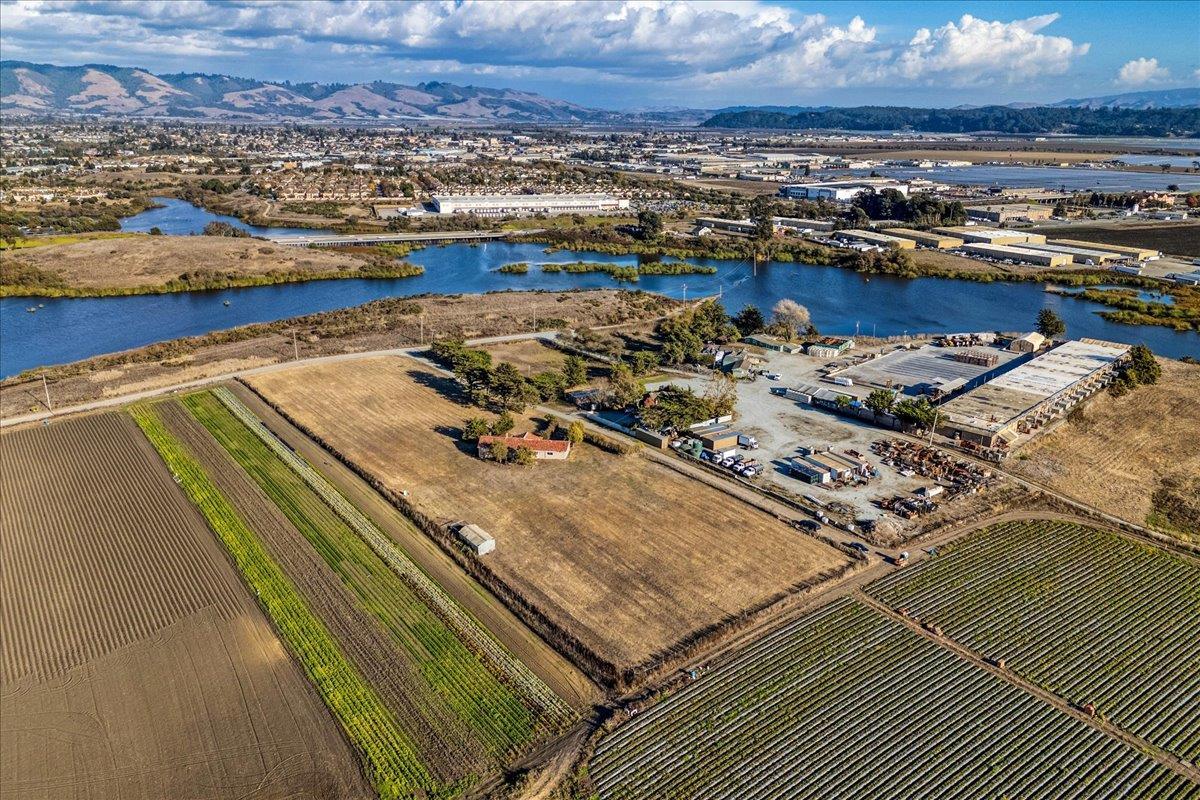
[
  {"left": 182, "top": 392, "right": 539, "bottom": 767},
  {"left": 130, "top": 403, "right": 433, "bottom": 799}
]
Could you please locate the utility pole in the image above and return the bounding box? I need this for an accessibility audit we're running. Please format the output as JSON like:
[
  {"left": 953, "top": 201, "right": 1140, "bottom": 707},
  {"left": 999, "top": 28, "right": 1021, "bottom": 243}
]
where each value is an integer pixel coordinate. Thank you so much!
[
  {"left": 41, "top": 373, "right": 52, "bottom": 412},
  {"left": 681, "top": 282, "right": 687, "bottom": 302},
  {"left": 292, "top": 330, "right": 299, "bottom": 361},
  {"left": 419, "top": 313, "right": 425, "bottom": 344}
]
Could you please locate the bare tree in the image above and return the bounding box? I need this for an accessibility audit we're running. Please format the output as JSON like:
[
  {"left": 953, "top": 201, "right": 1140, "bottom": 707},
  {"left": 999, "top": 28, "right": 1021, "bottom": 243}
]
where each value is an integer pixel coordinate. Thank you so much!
[{"left": 771, "top": 299, "right": 812, "bottom": 339}]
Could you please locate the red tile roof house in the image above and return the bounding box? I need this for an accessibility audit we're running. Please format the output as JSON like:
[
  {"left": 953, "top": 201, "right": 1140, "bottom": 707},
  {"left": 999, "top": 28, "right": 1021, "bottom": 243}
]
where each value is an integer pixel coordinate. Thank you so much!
[{"left": 477, "top": 431, "right": 572, "bottom": 460}]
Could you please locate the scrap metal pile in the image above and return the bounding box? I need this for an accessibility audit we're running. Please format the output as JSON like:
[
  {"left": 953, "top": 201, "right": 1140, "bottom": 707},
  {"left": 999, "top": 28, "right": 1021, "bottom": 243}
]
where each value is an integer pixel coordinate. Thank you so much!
[{"left": 872, "top": 439, "right": 998, "bottom": 519}]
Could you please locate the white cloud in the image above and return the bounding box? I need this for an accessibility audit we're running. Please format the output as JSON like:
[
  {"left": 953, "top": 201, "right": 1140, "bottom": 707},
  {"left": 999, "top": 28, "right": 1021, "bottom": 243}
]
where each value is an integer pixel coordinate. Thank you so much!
[
  {"left": 1116, "top": 57, "right": 1171, "bottom": 86},
  {"left": 0, "top": 1, "right": 1094, "bottom": 98}
]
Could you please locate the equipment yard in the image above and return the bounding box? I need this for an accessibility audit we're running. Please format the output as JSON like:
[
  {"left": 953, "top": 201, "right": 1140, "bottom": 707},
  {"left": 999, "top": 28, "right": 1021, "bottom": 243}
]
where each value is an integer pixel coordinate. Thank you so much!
[
  {"left": 0, "top": 413, "right": 368, "bottom": 800},
  {"left": 244, "top": 356, "right": 851, "bottom": 680}
]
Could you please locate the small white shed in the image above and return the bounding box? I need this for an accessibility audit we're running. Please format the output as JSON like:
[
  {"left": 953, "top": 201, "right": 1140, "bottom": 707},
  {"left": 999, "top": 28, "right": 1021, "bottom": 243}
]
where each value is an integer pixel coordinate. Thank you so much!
[{"left": 457, "top": 524, "right": 495, "bottom": 556}]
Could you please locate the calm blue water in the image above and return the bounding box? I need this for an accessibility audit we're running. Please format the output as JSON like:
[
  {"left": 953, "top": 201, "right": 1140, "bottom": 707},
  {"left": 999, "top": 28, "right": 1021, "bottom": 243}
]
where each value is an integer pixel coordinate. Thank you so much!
[
  {"left": 121, "top": 197, "right": 337, "bottom": 237},
  {"left": 1114, "top": 154, "right": 1200, "bottom": 168},
  {"left": 3, "top": 202, "right": 1196, "bottom": 377},
  {"left": 856, "top": 165, "right": 1200, "bottom": 192}
]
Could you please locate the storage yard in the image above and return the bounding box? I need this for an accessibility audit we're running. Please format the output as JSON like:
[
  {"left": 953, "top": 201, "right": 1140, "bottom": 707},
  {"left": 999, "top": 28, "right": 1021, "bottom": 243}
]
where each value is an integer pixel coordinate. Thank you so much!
[
  {"left": 0, "top": 414, "right": 368, "bottom": 800},
  {"left": 245, "top": 356, "right": 851, "bottom": 677}
]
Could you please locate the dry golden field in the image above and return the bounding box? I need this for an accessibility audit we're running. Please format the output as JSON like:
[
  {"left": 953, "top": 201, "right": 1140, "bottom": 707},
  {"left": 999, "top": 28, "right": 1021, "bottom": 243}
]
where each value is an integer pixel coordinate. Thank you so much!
[
  {"left": 1009, "top": 359, "right": 1200, "bottom": 542},
  {"left": 247, "top": 357, "right": 850, "bottom": 672},
  {"left": 480, "top": 338, "right": 570, "bottom": 374},
  {"left": 0, "top": 413, "right": 367, "bottom": 799}
]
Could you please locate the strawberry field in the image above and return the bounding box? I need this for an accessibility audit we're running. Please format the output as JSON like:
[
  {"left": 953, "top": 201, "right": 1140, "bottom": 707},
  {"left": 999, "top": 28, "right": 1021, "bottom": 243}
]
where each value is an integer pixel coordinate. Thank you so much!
[
  {"left": 868, "top": 519, "right": 1200, "bottom": 761},
  {"left": 590, "top": 598, "right": 1198, "bottom": 799}
]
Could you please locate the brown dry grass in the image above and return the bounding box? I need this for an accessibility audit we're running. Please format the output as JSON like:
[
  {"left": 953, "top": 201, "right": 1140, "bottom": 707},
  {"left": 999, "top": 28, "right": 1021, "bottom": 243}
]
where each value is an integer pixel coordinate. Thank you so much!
[
  {"left": 247, "top": 356, "right": 849, "bottom": 669},
  {"left": 0, "top": 413, "right": 367, "bottom": 799},
  {"left": 1008, "top": 359, "right": 1200, "bottom": 542},
  {"left": 3, "top": 234, "right": 369, "bottom": 290},
  {"left": 482, "top": 339, "right": 570, "bottom": 374}
]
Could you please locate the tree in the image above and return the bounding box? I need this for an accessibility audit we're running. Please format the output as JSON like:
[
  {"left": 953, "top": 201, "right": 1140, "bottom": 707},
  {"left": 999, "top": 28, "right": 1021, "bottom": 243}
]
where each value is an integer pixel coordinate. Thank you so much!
[
  {"left": 865, "top": 388, "right": 896, "bottom": 417},
  {"left": 489, "top": 361, "right": 533, "bottom": 411},
  {"left": 752, "top": 214, "right": 774, "bottom": 241},
  {"left": 604, "top": 363, "right": 645, "bottom": 409},
  {"left": 626, "top": 350, "right": 660, "bottom": 377},
  {"left": 490, "top": 411, "right": 515, "bottom": 436},
  {"left": 732, "top": 304, "right": 766, "bottom": 336},
  {"left": 1036, "top": 308, "right": 1066, "bottom": 339},
  {"left": 567, "top": 421, "right": 585, "bottom": 444},
  {"left": 563, "top": 355, "right": 587, "bottom": 387},
  {"left": 771, "top": 299, "right": 812, "bottom": 338},
  {"left": 893, "top": 397, "right": 937, "bottom": 428},
  {"left": 462, "top": 417, "right": 489, "bottom": 441},
  {"left": 513, "top": 446, "right": 536, "bottom": 466},
  {"left": 488, "top": 441, "right": 510, "bottom": 463},
  {"left": 148, "top": 226, "right": 163, "bottom": 235},
  {"left": 703, "top": 373, "right": 738, "bottom": 419},
  {"left": 1123, "top": 344, "right": 1161, "bottom": 386},
  {"left": 637, "top": 209, "right": 663, "bottom": 240}
]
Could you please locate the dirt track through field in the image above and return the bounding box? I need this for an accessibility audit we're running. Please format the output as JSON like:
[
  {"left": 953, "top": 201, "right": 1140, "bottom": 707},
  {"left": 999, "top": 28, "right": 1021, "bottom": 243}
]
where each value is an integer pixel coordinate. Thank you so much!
[{"left": 157, "top": 401, "right": 489, "bottom": 783}]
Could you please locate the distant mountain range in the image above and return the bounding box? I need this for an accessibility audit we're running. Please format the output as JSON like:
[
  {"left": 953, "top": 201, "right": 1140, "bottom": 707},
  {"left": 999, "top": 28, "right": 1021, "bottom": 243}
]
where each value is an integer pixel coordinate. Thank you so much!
[
  {"left": 3, "top": 60, "right": 1197, "bottom": 129},
  {"left": 0, "top": 60, "right": 640, "bottom": 123},
  {"left": 1050, "top": 88, "right": 1200, "bottom": 110}
]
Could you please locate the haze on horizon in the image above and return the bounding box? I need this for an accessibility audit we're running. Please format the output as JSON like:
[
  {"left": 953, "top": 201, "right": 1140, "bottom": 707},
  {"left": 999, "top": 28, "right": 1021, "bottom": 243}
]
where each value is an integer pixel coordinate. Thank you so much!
[{"left": 1, "top": 0, "right": 1198, "bottom": 110}]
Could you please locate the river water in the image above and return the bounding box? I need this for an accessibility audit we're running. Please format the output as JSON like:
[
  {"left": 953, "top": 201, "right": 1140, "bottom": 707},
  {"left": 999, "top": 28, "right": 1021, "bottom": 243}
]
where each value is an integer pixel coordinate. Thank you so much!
[{"left": 1, "top": 200, "right": 1196, "bottom": 377}]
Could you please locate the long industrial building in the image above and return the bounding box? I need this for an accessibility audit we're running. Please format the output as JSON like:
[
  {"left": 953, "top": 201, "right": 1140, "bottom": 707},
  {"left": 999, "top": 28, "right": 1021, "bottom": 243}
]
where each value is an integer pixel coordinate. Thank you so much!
[
  {"left": 960, "top": 243, "right": 1072, "bottom": 267},
  {"left": 1018, "top": 243, "right": 1124, "bottom": 265},
  {"left": 886, "top": 228, "right": 964, "bottom": 249},
  {"left": 1044, "top": 239, "right": 1160, "bottom": 261},
  {"left": 833, "top": 229, "right": 916, "bottom": 249},
  {"left": 779, "top": 179, "right": 909, "bottom": 202},
  {"left": 933, "top": 227, "right": 1047, "bottom": 246},
  {"left": 432, "top": 193, "right": 629, "bottom": 216},
  {"left": 940, "top": 338, "right": 1130, "bottom": 447}
]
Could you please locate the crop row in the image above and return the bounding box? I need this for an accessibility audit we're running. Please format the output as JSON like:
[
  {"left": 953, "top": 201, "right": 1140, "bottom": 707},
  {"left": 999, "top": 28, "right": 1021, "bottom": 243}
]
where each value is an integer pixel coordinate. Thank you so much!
[
  {"left": 590, "top": 598, "right": 1198, "bottom": 800},
  {"left": 130, "top": 403, "right": 433, "bottom": 800},
  {"left": 182, "top": 392, "right": 537, "bottom": 775},
  {"left": 211, "top": 386, "right": 574, "bottom": 724},
  {"left": 868, "top": 519, "right": 1200, "bottom": 761}
]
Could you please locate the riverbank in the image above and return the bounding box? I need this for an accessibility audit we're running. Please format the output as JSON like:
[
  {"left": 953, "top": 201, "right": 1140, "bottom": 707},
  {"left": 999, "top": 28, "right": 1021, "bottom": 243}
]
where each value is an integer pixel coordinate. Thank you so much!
[
  {"left": 1047, "top": 285, "right": 1200, "bottom": 331},
  {"left": 0, "top": 289, "right": 675, "bottom": 419},
  {"left": 0, "top": 235, "right": 423, "bottom": 297}
]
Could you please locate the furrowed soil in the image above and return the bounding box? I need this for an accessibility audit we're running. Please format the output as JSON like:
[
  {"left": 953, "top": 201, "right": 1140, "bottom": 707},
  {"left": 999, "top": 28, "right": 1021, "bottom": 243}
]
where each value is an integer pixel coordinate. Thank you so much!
[
  {"left": 246, "top": 357, "right": 850, "bottom": 673},
  {"left": 1008, "top": 358, "right": 1200, "bottom": 543},
  {"left": 0, "top": 413, "right": 367, "bottom": 800},
  {"left": 1, "top": 290, "right": 675, "bottom": 419},
  {"left": 1031, "top": 221, "right": 1200, "bottom": 258},
  {"left": 156, "top": 401, "right": 489, "bottom": 784}
]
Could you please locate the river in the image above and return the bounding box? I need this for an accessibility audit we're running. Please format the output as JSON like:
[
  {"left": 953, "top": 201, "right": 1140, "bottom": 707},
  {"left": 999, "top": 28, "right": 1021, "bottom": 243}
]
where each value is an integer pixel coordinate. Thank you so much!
[{"left": 2, "top": 201, "right": 1196, "bottom": 377}]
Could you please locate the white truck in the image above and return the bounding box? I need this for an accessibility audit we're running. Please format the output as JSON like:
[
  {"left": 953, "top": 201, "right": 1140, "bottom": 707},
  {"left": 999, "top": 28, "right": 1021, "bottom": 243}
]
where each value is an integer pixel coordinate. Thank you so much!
[{"left": 737, "top": 434, "right": 759, "bottom": 449}]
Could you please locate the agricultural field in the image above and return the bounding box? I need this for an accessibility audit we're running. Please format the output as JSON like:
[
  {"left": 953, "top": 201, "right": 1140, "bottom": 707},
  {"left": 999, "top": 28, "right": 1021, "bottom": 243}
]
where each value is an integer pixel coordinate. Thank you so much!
[
  {"left": 1008, "top": 359, "right": 1200, "bottom": 542},
  {"left": 868, "top": 519, "right": 1200, "bottom": 762},
  {"left": 245, "top": 356, "right": 850, "bottom": 677},
  {"left": 0, "top": 413, "right": 367, "bottom": 800},
  {"left": 135, "top": 389, "right": 575, "bottom": 797},
  {"left": 590, "top": 597, "right": 1198, "bottom": 800}
]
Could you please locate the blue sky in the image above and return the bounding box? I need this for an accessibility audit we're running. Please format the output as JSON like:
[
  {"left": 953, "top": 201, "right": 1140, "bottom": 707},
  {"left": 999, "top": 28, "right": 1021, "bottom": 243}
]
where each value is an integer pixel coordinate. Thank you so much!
[{"left": 2, "top": 0, "right": 1197, "bottom": 108}]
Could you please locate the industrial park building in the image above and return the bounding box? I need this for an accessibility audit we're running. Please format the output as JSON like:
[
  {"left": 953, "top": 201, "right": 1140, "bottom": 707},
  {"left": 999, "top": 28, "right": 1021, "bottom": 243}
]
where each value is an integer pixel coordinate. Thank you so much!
[
  {"left": 833, "top": 229, "right": 916, "bottom": 249},
  {"left": 1018, "top": 243, "right": 1124, "bottom": 265},
  {"left": 1044, "top": 239, "right": 1160, "bottom": 261},
  {"left": 779, "top": 179, "right": 909, "bottom": 203},
  {"left": 933, "top": 227, "right": 1047, "bottom": 246},
  {"left": 885, "top": 228, "right": 964, "bottom": 249},
  {"left": 960, "top": 243, "right": 1072, "bottom": 267},
  {"left": 939, "top": 338, "right": 1129, "bottom": 447},
  {"left": 965, "top": 204, "right": 1054, "bottom": 223},
  {"left": 432, "top": 193, "right": 629, "bottom": 217}
]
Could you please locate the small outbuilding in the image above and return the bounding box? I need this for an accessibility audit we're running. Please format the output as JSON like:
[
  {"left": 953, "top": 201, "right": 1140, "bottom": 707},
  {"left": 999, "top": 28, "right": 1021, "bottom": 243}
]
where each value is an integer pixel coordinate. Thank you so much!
[{"left": 456, "top": 524, "right": 496, "bottom": 556}]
